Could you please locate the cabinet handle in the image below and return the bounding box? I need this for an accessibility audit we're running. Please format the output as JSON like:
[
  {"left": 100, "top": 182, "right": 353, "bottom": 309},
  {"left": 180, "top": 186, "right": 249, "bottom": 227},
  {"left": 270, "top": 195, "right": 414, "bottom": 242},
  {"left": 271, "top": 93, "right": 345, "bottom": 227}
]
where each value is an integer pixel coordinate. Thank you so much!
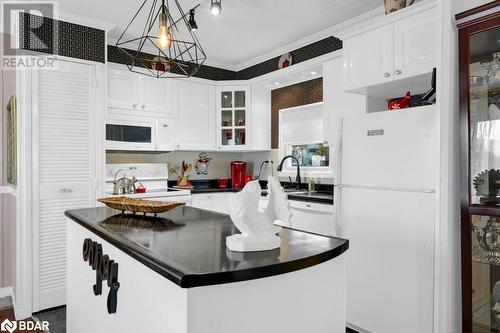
[
  {"left": 395, "top": 70, "right": 402, "bottom": 75},
  {"left": 132, "top": 104, "right": 137, "bottom": 108},
  {"left": 163, "top": 124, "right": 168, "bottom": 128},
  {"left": 306, "top": 204, "right": 312, "bottom": 208},
  {"left": 176, "top": 145, "right": 180, "bottom": 148},
  {"left": 384, "top": 72, "right": 390, "bottom": 78},
  {"left": 141, "top": 104, "right": 146, "bottom": 109},
  {"left": 58, "top": 188, "right": 73, "bottom": 194}
]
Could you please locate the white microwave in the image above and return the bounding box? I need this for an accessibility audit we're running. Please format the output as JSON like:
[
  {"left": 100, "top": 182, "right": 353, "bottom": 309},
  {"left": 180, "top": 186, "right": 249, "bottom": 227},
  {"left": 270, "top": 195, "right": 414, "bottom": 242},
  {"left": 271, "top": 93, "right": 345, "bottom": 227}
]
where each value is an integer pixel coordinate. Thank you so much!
[{"left": 106, "top": 116, "right": 174, "bottom": 151}]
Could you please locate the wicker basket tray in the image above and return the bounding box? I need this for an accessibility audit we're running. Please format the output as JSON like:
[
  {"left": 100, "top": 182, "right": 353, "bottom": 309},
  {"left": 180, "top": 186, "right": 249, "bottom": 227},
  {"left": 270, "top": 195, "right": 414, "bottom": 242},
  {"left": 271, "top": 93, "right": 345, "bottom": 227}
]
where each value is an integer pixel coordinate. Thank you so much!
[{"left": 98, "top": 197, "right": 185, "bottom": 216}]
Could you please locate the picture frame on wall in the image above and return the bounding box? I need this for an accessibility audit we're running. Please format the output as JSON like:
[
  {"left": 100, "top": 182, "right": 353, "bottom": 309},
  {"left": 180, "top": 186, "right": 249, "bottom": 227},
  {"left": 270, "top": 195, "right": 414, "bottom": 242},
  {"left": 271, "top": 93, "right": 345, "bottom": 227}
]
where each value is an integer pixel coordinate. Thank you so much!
[{"left": 7, "top": 95, "right": 17, "bottom": 186}]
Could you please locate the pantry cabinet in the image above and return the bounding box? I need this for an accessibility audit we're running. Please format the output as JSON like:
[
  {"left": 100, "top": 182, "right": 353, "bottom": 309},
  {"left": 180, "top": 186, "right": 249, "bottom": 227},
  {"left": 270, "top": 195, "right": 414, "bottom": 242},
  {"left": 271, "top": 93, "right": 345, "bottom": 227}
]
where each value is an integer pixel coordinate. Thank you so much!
[
  {"left": 343, "top": 6, "right": 436, "bottom": 94},
  {"left": 107, "top": 66, "right": 172, "bottom": 114},
  {"left": 173, "top": 80, "right": 216, "bottom": 151}
]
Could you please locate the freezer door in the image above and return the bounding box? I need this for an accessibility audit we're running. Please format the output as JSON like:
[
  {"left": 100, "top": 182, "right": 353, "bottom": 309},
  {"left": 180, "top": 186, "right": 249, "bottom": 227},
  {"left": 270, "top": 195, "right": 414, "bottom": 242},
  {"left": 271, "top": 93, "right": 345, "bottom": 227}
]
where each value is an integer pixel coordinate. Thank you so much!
[
  {"left": 341, "top": 107, "right": 436, "bottom": 190},
  {"left": 340, "top": 187, "right": 434, "bottom": 333}
]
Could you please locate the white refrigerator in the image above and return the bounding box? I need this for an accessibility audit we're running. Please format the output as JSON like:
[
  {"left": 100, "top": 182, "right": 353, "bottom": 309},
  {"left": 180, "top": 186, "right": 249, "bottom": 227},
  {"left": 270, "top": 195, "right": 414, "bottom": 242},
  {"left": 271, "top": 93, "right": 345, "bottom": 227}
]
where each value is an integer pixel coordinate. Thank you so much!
[{"left": 335, "top": 106, "right": 436, "bottom": 333}]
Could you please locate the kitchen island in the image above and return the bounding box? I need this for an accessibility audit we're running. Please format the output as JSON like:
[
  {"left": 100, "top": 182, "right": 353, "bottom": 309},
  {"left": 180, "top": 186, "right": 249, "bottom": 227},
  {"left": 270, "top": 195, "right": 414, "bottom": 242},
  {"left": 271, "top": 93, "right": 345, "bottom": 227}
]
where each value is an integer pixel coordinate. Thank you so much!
[{"left": 65, "top": 206, "right": 348, "bottom": 333}]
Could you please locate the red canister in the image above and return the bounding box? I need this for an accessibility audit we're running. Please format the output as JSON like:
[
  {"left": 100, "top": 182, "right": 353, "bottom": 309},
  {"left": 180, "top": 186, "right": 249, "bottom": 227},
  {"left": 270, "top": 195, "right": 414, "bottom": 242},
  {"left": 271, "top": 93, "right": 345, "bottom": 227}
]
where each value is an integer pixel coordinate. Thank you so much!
[{"left": 231, "top": 161, "right": 247, "bottom": 190}]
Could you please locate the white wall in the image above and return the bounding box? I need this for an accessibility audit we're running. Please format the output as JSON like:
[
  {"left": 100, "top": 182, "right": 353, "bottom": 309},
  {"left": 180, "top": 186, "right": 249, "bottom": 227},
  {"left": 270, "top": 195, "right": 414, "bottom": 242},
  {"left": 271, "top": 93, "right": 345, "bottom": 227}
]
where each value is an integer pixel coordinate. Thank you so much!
[
  {"left": 0, "top": 33, "right": 17, "bottom": 291},
  {"left": 453, "top": 0, "right": 491, "bottom": 14}
]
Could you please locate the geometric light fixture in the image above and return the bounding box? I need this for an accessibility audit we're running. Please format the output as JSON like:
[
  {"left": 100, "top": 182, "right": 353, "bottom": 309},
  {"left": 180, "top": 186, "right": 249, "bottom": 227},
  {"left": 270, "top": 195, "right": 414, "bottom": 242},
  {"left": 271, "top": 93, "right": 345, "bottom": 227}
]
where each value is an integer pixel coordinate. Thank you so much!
[
  {"left": 210, "top": 0, "right": 222, "bottom": 16},
  {"left": 116, "top": 0, "right": 206, "bottom": 78}
]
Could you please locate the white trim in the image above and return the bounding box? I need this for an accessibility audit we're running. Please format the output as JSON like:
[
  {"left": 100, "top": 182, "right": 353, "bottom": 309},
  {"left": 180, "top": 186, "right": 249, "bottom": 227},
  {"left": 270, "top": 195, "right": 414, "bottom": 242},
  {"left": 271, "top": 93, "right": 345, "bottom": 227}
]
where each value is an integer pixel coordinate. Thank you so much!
[
  {"left": 0, "top": 186, "right": 17, "bottom": 196},
  {"left": 0, "top": 286, "right": 13, "bottom": 299},
  {"left": 14, "top": 65, "right": 33, "bottom": 321}
]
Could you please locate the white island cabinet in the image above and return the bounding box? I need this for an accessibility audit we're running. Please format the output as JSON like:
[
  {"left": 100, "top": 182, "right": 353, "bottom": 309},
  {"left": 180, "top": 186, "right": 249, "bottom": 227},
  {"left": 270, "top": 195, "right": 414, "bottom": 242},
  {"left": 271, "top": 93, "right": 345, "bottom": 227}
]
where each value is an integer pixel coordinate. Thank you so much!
[{"left": 66, "top": 206, "right": 348, "bottom": 333}]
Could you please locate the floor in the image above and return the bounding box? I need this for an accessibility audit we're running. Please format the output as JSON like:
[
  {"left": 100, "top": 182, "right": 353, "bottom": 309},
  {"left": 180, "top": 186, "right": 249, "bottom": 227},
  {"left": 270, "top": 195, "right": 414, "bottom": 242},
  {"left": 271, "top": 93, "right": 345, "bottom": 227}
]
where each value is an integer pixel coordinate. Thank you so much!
[{"left": 0, "top": 297, "right": 65, "bottom": 333}]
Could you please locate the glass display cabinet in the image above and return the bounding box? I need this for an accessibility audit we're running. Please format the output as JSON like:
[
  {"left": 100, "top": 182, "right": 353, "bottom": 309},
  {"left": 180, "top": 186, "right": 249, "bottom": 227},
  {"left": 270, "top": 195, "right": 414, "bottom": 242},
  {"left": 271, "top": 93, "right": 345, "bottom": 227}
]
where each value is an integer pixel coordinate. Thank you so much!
[
  {"left": 216, "top": 86, "right": 251, "bottom": 150},
  {"left": 458, "top": 3, "right": 500, "bottom": 332}
]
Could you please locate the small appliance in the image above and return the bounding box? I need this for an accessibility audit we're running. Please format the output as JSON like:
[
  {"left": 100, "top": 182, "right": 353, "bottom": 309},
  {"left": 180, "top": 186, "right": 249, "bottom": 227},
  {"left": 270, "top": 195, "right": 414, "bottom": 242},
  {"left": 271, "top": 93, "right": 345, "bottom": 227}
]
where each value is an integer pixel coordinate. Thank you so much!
[{"left": 231, "top": 161, "right": 247, "bottom": 189}]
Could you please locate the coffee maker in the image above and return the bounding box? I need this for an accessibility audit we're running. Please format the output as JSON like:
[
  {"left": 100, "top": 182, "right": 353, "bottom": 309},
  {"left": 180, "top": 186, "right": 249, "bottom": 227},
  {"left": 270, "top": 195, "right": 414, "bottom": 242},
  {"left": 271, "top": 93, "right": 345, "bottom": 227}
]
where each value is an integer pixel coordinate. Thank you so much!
[{"left": 231, "top": 161, "right": 247, "bottom": 189}]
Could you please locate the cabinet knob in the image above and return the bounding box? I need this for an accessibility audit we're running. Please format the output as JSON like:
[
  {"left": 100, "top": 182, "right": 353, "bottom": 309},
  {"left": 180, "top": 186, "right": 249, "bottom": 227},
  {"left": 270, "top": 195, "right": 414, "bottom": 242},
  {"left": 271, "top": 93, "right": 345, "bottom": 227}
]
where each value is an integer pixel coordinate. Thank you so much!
[
  {"left": 141, "top": 104, "right": 146, "bottom": 109},
  {"left": 132, "top": 103, "right": 137, "bottom": 108},
  {"left": 176, "top": 145, "right": 180, "bottom": 148},
  {"left": 163, "top": 124, "right": 168, "bottom": 128},
  {"left": 395, "top": 70, "right": 402, "bottom": 75},
  {"left": 384, "top": 72, "right": 390, "bottom": 78}
]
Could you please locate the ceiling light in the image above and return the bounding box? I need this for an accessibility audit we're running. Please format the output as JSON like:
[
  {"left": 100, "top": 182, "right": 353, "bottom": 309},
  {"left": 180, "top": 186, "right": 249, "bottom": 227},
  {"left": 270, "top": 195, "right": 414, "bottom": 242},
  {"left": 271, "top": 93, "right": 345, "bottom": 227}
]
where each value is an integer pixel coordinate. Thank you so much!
[
  {"left": 188, "top": 9, "right": 198, "bottom": 31},
  {"left": 116, "top": 0, "right": 206, "bottom": 78},
  {"left": 310, "top": 71, "right": 317, "bottom": 75},
  {"left": 274, "top": 82, "right": 280, "bottom": 86},
  {"left": 211, "top": 0, "right": 222, "bottom": 16}
]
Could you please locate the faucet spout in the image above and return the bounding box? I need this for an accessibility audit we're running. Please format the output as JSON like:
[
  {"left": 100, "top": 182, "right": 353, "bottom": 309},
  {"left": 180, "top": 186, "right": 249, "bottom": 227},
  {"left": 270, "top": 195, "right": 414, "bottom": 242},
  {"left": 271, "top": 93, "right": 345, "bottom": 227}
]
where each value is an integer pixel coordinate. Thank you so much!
[{"left": 276, "top": 155, "right": 301, "bottom": 188}]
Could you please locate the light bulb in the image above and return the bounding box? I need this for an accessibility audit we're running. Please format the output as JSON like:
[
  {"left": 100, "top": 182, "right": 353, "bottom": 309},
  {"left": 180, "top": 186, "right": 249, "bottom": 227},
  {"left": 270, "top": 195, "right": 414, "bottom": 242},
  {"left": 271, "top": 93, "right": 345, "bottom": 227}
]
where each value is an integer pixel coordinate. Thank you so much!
[
  {"left": 210, "top": 0, "right": 221, "bottom": 16},
  {"left": 158, "top": 11, "right": 171, "bottom": 50}
]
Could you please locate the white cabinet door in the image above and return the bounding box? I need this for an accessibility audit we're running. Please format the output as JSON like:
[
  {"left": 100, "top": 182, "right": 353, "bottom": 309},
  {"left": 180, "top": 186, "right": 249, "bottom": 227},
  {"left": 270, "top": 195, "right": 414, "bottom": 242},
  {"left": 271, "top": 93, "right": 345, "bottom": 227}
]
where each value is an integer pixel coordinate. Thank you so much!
[
  {"left": 216, "top": 86, "right": 251, "bottom": 151},
  {"left": 157, "top": 118, "right": 175, "bottom": 151},
  {"left": 32, "top": 60, "right": 97, "bottom": 311},
  {"left": 211, "top": 193, "right": 231, "bottom": 214},
  {"left": 250, "top": 85, "right": 271, "bottom": 150},
  {"left": 138, "top": 76, "right": 172, "bottom": 113},
  {"left": 108, "top": 67, "right": 139, "bottom": 110},
  {"left": 173, "top": 80, "right": 216, "bottom": 150},
  {"left": 191, "top": 194, "right": 213, "bottom": 210},
  {"left": 343, "top": 24, "right": 394, "bottom": 91},
  {"left": 394, "top": 10, "right": 437, "bottom": 80},
  {"left": 340, "top": 188, "right": 434, "bottom": 333}
]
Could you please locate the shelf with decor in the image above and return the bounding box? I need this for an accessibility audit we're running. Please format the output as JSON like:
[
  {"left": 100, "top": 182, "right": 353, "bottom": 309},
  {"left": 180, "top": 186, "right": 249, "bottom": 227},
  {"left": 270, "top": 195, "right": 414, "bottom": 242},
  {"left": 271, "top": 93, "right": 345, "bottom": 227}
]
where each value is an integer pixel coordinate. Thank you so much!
[{"left": 216, "top": 85, "right": 251, "bottom": 151}]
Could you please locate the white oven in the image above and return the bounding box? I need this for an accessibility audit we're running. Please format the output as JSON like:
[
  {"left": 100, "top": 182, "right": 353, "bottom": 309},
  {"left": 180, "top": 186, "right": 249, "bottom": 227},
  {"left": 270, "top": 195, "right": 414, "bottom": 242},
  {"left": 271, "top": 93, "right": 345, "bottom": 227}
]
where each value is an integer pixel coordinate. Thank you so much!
[{"left": 106, "top": 116, "right": 173, "bottom": 151}]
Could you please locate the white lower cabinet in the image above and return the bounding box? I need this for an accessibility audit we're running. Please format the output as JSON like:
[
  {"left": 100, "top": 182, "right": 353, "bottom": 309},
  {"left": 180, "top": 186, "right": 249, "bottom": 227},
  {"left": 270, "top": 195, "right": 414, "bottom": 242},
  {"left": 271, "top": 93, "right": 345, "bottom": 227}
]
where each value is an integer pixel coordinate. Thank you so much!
[{"left": 189, "top": 193, "right": 234, "bottom": 214}]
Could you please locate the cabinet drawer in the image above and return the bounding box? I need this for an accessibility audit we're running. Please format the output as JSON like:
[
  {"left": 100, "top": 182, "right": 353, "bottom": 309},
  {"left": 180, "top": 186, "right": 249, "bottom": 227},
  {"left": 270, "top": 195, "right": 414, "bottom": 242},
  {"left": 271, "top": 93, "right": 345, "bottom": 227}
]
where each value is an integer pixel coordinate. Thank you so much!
[{"left": 39, "top": 182, "right": 91, "bottom": 200}]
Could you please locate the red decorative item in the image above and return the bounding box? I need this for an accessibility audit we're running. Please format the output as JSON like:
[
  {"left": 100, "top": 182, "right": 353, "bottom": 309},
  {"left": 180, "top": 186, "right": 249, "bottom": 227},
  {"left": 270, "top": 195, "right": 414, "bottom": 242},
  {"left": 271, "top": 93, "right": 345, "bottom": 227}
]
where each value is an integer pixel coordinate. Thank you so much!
[
  {"left": 218, "top": 178, "right": 228, "bottom": 189},
  {"left": 245, "top": 174, "right": 253, "bottom": 184},
  {"left": 388, "top": 91, "right": 411, "bottom": 111},
  {"left": 135, "top": 184, "right": 146, "bottom": 193}
]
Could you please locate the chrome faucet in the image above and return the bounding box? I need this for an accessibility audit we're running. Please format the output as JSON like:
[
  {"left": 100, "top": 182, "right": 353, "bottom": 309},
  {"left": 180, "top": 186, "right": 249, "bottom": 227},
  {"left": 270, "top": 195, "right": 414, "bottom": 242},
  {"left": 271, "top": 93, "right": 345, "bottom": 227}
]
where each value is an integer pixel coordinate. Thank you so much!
[
  {"left": 112, "top": 167, "right": 137, "bottom": 195},
  {"left": 276, "top": 155, "right": 301, "bottom": 189}
]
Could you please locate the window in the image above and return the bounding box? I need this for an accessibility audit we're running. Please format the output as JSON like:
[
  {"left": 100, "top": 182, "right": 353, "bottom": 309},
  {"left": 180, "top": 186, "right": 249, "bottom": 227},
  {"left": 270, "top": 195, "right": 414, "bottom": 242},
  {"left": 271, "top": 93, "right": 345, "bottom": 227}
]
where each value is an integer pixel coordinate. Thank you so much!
[{"left": 279, "top": 102, "right": 330, "bottom": 172}]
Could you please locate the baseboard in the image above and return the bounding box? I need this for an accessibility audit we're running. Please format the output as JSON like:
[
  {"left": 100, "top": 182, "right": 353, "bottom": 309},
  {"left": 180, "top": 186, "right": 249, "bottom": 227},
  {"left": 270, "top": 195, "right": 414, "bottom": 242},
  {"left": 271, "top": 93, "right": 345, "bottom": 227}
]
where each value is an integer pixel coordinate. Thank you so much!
[{"left": 0, "top": 286, "right": 13, "bottom": 299}]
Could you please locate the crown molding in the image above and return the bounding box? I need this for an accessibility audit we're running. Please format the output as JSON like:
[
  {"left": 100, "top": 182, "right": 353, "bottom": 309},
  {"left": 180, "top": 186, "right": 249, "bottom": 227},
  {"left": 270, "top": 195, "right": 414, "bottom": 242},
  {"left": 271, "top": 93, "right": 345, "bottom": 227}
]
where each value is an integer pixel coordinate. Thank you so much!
[{"left": 230, "top": 5, "right": 384, "bottom": 72}]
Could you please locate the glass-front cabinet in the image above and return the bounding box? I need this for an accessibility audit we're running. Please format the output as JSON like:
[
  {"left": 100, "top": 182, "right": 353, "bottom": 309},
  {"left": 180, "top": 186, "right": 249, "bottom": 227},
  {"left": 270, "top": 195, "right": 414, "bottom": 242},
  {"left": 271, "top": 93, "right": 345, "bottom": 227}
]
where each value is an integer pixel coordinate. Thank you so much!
[
  {"left": 459, "top": 3, "right": 500, "bottom": 332},
  {"left": 216, "top": 86, "right": 251, "bottom": 150}
]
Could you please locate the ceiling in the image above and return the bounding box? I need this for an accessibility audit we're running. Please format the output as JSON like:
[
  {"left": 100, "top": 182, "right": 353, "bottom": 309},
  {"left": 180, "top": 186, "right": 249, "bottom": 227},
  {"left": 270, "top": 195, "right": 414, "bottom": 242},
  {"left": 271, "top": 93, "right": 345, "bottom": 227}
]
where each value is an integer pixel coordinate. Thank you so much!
[{"left": 57, "top": 0, "right": 382, "bottom": 70}]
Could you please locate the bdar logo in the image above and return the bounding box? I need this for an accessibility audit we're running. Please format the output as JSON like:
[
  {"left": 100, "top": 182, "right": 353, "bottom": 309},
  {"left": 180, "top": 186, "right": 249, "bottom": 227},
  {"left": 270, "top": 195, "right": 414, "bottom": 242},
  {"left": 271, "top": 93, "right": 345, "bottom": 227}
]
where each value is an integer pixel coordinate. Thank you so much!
[{"left": 0, "top": 319, "right": 16, "bottom": 333}]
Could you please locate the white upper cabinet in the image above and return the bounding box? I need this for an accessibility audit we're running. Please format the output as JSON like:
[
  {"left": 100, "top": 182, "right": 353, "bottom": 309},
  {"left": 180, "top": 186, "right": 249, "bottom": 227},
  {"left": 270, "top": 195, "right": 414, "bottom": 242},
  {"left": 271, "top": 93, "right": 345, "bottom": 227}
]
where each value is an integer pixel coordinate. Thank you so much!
[
  {"left": 216, "top": 85, "right": 251, "bottom": 151},
  {"left": 157, "top": 118, "right": 175, "bottom": 151},
  {"left": 138, "top": 76, "right": 172, "bottom": 113},
  {"left": 108, "top": 67, "right": 139, "bottom": 109},
  {"left": 343, "top": 6, "right": 436, "bottom": 96},
  {"left": 393, "top": 10, "right": 437, "bottom": 80},
  {"left": 107, "top": 66, "right": 172, "bottom": 114},
  {"left": 173, "top": 79, "right": 216, "bottom": 151},
  {"left": 343, "top": 24, "right": 394, "bottom": 91}
]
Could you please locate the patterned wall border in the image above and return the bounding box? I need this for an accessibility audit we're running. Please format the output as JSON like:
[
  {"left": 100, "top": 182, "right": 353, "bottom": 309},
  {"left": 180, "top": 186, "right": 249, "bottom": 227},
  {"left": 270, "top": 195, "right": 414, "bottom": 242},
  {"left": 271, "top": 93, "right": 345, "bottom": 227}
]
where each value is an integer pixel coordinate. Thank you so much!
[
  {"left": 108, "top": 36, "right": 343, "bottom": 81},
  {"left": 19, "top": 13, "right": 105, "bottom": 63}
]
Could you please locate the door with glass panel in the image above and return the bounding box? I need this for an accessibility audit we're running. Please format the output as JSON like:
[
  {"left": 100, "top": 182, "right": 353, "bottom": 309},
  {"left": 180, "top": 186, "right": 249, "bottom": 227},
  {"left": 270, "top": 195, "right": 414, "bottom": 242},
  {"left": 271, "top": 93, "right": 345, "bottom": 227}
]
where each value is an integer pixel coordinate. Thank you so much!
[
  {"left": 458, "top": 3, "right": 500, "bottom": 332},
  {"left": 216, "top": 86, "right": 251, "bottom": 150}
]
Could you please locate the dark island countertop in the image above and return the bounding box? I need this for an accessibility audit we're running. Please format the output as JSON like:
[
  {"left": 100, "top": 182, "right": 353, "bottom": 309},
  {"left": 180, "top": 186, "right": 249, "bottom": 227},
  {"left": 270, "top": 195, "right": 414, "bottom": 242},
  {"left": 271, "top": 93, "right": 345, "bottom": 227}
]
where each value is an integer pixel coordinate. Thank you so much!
[{"left": 65, "top": 206, "right": 348, "bottom": 288}]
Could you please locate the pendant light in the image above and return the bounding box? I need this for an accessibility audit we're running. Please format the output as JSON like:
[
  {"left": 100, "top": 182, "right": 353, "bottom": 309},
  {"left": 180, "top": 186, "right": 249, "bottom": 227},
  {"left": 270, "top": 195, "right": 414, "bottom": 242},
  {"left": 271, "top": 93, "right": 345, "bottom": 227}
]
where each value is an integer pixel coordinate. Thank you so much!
[
  {"left": 210, "top": 0, "right": 222, "bottom": 16},
  {"left": 116, "top": 0, "right": 206, "bottom": 78}
]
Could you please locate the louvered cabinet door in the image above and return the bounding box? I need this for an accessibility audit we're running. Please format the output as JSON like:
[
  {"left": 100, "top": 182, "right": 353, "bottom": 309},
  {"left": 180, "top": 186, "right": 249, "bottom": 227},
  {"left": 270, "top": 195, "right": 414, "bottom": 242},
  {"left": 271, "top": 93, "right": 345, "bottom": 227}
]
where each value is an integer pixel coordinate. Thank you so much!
[{"left": 33, "top": 60, "right": 97, "bottom": 311}]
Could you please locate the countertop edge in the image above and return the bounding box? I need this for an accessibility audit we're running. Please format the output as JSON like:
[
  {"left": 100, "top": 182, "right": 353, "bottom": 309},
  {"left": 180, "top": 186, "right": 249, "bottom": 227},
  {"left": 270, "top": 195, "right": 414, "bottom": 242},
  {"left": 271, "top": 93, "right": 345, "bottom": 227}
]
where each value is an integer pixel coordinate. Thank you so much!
[{"left": 65, "top": 210, "right": 348, "bottom": 289}]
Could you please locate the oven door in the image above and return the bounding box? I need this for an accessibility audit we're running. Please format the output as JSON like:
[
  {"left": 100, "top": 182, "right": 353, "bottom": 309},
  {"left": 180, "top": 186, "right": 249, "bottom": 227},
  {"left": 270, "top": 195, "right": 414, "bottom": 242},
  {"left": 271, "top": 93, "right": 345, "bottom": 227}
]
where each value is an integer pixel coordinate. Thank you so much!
[{"left": 106, "top": 117, "right": 156, "bottom": 151}]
